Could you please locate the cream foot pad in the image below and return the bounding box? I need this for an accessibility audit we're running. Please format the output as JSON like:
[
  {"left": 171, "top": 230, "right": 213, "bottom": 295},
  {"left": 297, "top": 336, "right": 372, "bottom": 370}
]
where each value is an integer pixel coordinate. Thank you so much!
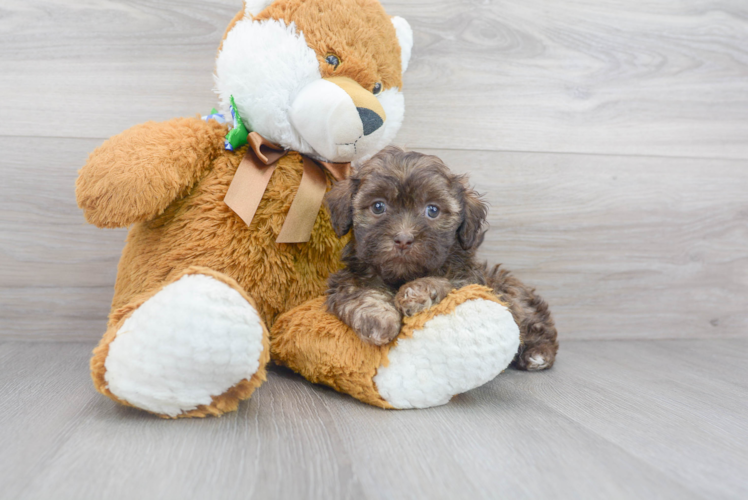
[{"left": 92, "top": 269, "right": 270, "bottom": 418}]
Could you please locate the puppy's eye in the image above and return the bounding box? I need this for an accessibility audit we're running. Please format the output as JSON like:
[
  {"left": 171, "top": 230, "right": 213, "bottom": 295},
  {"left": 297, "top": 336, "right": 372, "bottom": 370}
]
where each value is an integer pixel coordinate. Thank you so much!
[
  {"left": 372, "top": 82, "right": 383, "bottom": 95},
  {"left": 371, "top": 201, "right": 387, "bottom": 215},
  {"left": 426, "top": 205, "right": 440, "bottom": 219},
  {"left": 325, "top": 54, "right": 341, "bottom": 69}
]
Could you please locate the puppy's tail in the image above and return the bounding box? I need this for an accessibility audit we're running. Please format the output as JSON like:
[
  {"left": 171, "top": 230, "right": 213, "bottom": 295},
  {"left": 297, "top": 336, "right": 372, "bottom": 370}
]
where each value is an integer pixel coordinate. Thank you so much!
[
  {"left": 484, "top": 264, "right": 524, "bottom": 301},
  {"left": 484, "top": 264, "right": 558, "bottom": 369}
]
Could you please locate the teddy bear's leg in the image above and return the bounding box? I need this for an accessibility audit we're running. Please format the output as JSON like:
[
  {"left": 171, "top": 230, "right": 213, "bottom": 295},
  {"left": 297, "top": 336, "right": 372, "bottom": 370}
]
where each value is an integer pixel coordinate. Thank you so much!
[
  {"left": 272, "top": 286, "right": 521, "bottom": 410},
  {"left": 91, "top": 267, "right": 270, "bottom": 418}
]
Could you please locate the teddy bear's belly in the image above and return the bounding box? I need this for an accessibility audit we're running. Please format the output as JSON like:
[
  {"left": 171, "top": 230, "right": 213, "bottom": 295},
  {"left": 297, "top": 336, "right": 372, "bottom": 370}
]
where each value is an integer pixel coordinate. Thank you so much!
[{"left": 110, "top": 151, "right": 346, "bottom": 327}]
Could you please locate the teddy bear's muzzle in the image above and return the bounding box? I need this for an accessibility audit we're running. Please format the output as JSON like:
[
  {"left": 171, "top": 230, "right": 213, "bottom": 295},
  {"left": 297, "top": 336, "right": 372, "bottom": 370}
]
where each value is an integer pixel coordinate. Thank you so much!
[{"left": 290, "top": 76, "right": 387, "bottom": 163}]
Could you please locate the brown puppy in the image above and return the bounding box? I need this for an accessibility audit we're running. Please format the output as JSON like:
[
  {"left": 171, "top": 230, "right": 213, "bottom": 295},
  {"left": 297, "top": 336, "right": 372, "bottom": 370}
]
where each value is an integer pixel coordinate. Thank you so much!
[{"left": 325, "top": 146, "right": 559, "bottom": 371}]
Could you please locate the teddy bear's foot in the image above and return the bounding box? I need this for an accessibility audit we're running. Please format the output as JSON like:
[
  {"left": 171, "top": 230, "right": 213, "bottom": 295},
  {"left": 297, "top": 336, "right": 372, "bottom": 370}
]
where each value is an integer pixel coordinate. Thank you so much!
[
  {"left": 271, "top": 285, "right": 521, "bottom": 410},
  {"left": 373, "top": 294, "right": 520, "bottom": 409},
  {"left": 91, "top": 267, "right": 270, "bottom": 418}
]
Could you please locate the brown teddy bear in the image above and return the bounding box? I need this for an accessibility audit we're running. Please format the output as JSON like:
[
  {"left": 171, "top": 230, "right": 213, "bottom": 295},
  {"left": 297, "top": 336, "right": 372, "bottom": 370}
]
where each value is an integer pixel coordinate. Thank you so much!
[{"left": 77, "top": 0, "right": 520, "bottom": 418}]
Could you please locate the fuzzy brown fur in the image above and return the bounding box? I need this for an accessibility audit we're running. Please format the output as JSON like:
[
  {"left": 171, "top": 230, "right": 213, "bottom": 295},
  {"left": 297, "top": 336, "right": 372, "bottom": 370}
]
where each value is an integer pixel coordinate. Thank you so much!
[
  {"left": 78, "top": 117, "right": 347, "bottom": 416},
  {"left": 257, "top": 0, "right": 404, "bottom": 93},
  {"left": 325, "top": 147, "right": 559, "bottom": 370},
  {"left": 219, "top": 0, "right": 403, "bottom": 94},
  {"left": 77, "top": 118, "right": 347, "bottom": 329}
]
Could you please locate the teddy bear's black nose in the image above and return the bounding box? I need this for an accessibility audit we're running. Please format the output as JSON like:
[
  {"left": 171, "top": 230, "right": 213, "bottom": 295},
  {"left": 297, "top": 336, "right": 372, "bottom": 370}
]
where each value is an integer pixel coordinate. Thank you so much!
[{"left": 357, "top": 107, "right": 384, "bottom": 136}]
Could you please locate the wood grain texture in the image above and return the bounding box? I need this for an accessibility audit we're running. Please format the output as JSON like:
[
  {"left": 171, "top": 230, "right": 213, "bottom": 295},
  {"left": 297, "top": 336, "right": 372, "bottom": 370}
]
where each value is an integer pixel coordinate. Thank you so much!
[
  {"left": 2, "top": 136, "right": 746, "bottom": 340},
  {"left": 437, "top": 147, "right": 748, "bottom": 340},
  {"left": 392, "top": 0, "right": 748, "bottom": 159},
  {"left": 0, "top": 136, "right": 125, "bottom": 290},
  {"left": 1, "top": 340, "right": 746, "bottom": 499},
  {"left": 1, "top": 0, "right": 747, "bottom": 158}
]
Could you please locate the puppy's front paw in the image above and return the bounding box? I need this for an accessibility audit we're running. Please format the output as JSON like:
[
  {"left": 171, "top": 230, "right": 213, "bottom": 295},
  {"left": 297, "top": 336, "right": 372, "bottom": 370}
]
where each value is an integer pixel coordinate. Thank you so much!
[
  {"left": 355, "top": 307, "right": 402, "bottom": 346},
  {"left": 395, "top": 278, "right": 452, "bottom": 317}
]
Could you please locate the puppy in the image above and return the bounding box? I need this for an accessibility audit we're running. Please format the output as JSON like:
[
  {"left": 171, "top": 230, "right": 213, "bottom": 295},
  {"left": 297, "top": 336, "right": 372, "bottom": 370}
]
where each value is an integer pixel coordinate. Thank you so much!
[{"left": 324, "top": 146, "right": 559, "bottom": 371}]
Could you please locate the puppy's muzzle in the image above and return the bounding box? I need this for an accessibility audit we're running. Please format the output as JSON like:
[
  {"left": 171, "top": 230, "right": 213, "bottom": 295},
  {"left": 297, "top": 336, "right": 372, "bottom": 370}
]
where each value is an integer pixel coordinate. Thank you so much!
[
  {"left": 394, "top": 232, "right": 414, "bottom": 251},
  {"left": 290, "top": 76, "right": 387, "bottom": 163}
]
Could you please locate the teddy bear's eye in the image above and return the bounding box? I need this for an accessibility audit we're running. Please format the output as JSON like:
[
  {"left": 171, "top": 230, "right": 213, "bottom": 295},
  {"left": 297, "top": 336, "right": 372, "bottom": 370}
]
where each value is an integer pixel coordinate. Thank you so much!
[
  {"left": 325, "top": 54, "right": 340, "bottom": 69},
  {"left": 372, "top": 82, "right": 383, "bottom": 95},
  {"left": 426, "top": 205, "right": 440, "bottom": 219},
  {"left": 371, "top": 201, "right": 386, "bottom": 215}
]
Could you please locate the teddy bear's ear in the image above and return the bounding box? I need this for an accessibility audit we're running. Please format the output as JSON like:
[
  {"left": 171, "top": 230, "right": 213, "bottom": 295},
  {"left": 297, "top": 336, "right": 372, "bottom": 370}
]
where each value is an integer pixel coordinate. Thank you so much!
[
  {"left": 244, "top": 0, "right": 274, "bottom": 18},
  {"left": 391, "top": 16, "right": 413, "bottom": 74}
]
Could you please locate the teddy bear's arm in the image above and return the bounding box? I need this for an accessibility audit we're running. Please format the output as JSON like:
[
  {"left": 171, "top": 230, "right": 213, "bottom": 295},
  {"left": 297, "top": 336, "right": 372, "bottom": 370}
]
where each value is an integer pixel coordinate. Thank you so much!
[{"left": 75, "top": 117, "right": 227, "bottom": 228}]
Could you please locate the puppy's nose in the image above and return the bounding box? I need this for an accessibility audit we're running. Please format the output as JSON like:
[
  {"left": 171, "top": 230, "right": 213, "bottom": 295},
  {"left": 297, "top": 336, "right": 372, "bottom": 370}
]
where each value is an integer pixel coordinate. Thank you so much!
[{"left": 394, "top": 233, "right": 414, "bottom": 250}]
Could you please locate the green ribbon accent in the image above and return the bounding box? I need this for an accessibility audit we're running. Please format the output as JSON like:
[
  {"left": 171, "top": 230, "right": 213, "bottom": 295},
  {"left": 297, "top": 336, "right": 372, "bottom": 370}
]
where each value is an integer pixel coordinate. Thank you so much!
[{"left": 225, "top": 96, "right": 251, "bottom": 150}]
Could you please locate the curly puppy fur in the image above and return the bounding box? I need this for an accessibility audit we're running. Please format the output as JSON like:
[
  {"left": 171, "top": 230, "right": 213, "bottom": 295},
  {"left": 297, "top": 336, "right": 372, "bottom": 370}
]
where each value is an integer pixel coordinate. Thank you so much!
[{"left": 324, "top": 146, "right": 558, "bottom": 371}]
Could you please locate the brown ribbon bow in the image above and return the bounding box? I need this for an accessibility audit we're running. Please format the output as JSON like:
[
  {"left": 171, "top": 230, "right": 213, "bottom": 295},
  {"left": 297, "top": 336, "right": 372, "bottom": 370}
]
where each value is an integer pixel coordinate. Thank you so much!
[{"left": 224, "top": 132, "right": 351, "bottom": 243}]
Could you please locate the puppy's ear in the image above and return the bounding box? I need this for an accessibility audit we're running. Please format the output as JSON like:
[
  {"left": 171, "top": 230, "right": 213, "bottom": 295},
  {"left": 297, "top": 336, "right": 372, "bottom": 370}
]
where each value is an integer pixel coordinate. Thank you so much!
[
  {"left": 457, "top": 182, "right": 488, "bottom": 250},
  {"left": 325, "top": 178, "right": 357, "bottom": 237}
]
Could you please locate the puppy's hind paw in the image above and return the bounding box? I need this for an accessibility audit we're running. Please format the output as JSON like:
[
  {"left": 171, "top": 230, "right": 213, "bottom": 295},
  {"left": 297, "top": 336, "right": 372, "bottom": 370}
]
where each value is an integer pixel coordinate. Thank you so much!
[
  {"left": 513, "top": 344, "right": 557, "bottom": 371},
  {"left": 526, "top": 353, "right": 551, "bottom": 371}
]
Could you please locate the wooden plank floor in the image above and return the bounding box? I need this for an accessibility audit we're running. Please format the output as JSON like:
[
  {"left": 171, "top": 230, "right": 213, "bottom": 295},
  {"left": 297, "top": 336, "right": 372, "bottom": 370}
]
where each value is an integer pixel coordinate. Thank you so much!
[{"left": 1, "top": 340, "right": 746, "bottom": 500}]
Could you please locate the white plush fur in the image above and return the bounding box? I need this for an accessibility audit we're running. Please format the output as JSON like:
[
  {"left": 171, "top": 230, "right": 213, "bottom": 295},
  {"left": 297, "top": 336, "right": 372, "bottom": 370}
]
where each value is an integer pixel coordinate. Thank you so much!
[
  {"left": 291, "top": 79, "right": 370, "bottom": 162},
  {"left": 215, "top": 19, "right": 321, "bottom": 156},
  {"left": 105, "top": 274, "right": 266, "bottom": 417},
  {"left": 244, "top": 0, "right": 274, "bottom": 17},
  {"left": 373, "top": 299, "right": 520, "bottom": 409},
  {"left": 214, "top": 16, "right": 408, "bottom": 163},
  {"left": 391, "top": 16, "right": 413, "bottom": 74}
]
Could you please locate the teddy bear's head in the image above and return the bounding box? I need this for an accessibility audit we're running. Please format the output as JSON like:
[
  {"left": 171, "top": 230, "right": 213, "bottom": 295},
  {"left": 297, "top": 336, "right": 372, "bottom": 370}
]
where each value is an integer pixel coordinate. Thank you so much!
[{"left": 215, "top": 0, "right": 413, "bottom": 164}]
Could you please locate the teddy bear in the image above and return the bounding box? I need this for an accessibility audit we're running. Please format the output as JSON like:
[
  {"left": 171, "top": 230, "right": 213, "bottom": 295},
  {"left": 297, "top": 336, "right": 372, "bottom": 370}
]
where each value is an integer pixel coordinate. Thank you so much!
[{"left": 76, "top": 0, "right": 521, "bottom": 418}]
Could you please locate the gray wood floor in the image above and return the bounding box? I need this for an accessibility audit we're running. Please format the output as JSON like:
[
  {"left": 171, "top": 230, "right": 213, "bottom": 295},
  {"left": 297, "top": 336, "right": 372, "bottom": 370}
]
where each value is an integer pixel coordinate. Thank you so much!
[
  {"left": 1, "top": 1, "right": 747, "bottom": 499},
  {"left": 1, "top": 340, "right": 746, "bottom": 500}
]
